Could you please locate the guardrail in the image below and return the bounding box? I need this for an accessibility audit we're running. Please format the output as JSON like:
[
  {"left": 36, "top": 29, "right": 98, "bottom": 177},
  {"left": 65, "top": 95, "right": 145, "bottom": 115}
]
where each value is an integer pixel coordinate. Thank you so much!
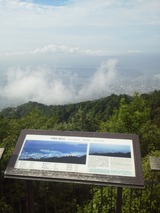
[{"left": 0, "top": 176, "right": 160, "bottom": 213}]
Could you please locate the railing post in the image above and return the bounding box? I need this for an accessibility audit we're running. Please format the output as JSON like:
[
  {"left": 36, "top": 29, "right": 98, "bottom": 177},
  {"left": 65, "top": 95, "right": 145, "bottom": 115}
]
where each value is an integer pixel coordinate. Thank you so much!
[{"left": 116, "top": 187, "right": 123, "bottom": 213}]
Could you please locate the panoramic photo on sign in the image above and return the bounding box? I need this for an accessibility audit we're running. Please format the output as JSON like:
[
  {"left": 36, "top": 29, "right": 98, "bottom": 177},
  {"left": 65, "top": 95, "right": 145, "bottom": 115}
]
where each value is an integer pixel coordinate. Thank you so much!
[{"left": 5, "top": 130, "right": 144, "bottom": 188}]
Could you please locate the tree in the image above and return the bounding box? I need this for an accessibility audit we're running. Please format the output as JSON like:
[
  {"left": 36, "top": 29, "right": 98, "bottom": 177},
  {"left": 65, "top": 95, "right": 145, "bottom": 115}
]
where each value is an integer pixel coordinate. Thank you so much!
[
  {"left": 100, "top": 93, "right": 151, "bottom": 134},
  {"left": 69, "top": 108, "right": 98, "bottom": 131},
  {"left": 99, "top": 92, "right": 160, "bottom": 156},
  {"left": 139, "top": 122, "right": 160, "bottom": 156}
]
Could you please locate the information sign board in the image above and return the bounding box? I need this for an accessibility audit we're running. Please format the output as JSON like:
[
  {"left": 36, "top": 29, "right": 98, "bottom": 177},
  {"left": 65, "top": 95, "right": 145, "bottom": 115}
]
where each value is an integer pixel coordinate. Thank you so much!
[
  {"left": 4, "top": 129, "right": 144, "bottom": 188},
  {"left": 149, "top": 156, "right": 160, "bottom": 171}
]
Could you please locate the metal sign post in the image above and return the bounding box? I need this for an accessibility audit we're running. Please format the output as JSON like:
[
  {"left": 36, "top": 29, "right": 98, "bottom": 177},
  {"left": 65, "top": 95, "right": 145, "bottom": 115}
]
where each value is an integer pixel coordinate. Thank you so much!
[
  {"left": 116, "top": 187, "right": 123, "bottom": 213},
  {"left": 26, "top": 180, "right": 34, "bottom": 213}
]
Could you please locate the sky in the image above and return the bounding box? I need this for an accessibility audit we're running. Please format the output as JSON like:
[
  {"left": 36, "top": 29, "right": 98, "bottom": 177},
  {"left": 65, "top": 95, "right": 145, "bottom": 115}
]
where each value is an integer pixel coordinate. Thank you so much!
[
  {"left": 89, "top": 143, "right": 131, "bottom": 154},
  {"left": 0, "top": 0, "right": 160, "bottom": 109}
]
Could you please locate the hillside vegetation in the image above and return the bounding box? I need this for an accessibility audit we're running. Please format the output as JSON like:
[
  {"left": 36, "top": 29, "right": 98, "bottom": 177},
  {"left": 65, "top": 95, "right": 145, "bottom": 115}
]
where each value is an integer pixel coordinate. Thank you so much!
[{"left": 0, "top": 90, "right": 160, "bottom": 212}]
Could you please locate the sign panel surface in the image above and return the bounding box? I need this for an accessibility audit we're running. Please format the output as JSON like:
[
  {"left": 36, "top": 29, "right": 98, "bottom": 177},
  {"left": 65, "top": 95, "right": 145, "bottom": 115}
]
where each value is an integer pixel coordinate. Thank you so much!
[
  {"left": 15, "top": 134, "right": 135, "bottom": 177},
  {"left": 149, "top": 156, "right": 160, "bottom": 171},
  {"left": 5, "top": 130, "right": 144, "bottom": 188}
]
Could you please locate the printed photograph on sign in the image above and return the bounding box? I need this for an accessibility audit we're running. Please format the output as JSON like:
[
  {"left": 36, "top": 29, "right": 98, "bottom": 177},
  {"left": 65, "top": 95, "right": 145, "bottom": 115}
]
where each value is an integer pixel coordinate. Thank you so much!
[
  {"left": 19, "top": 140, "right": 88, "bottom": 164},
  {"left": 89, "top": 143, "right": 131, "bottom": 158}
]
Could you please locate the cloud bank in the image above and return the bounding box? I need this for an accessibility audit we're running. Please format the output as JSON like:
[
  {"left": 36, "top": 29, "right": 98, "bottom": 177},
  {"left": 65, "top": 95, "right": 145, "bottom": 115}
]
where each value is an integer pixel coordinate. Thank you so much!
[
  {"left": 0, "top": 59, "right": 118, "bottom": 105},
  {"left": 1, "top": 44, "right": 143, "bottom": 57}
]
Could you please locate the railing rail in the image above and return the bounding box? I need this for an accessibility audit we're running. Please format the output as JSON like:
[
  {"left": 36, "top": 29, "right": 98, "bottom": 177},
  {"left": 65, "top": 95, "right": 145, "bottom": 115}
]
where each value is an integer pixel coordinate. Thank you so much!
[{"left": 0, "top": 174, "right": 160, "bottom": 213}]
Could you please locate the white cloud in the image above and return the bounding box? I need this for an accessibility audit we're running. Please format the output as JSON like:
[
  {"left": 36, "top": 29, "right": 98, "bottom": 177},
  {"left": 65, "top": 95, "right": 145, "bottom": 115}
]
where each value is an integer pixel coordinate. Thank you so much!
[
  {"left": 0, "top": 0, "right": 159, "bottom": 52},
  {"left": 0, "top": 58, "right": 118, "bottom": 105},
  {"left": 30, "top": 45, "right": 81, "bottom": 55},
  {"left": 1, "top": 66, "right": 75, "bottom": 104},
  {"left": 0, "top": 44, "right": 144, "bottom": 57},
  {"left": 78, "top": 59, "right": 117, "bottom": 99}
]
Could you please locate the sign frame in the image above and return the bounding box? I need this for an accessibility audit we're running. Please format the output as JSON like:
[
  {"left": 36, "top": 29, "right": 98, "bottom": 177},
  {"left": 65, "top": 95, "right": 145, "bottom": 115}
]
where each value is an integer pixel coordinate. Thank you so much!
[
  {"left": 4, "top": 129, "right": 144, "bottom": 188},
  {"left": 0, "top": 148, "right": 5, "bottom": 160}
]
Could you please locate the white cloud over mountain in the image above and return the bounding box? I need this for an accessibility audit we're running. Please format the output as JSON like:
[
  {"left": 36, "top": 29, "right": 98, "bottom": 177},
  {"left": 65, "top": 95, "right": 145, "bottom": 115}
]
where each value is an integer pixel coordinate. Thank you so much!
[{"left": 0, "top": 59, "right": 118, "bottom": 105}]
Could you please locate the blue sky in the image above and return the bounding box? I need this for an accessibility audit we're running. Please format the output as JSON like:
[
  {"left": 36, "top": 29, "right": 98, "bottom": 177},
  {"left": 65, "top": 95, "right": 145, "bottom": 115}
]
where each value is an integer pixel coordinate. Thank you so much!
[
  {"left": 0, "top": 0, "right": 160, "bottom": 108},
  {"left": 21, "top": 0, "right": 70, "bottom": 6}
]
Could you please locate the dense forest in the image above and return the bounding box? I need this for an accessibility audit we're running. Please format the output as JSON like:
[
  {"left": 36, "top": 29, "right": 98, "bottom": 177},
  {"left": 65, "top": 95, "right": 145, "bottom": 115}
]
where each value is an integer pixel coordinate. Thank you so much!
[{"left": 0, "top": 90, "right": 160, "bottom": 212}]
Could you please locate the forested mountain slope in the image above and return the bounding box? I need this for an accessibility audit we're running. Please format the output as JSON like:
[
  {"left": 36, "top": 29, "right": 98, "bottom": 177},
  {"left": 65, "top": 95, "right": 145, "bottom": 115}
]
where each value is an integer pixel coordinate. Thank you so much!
[
  {"left": 0, "top": 90, "right": 160, "bottom": 212},
  {"left": 0, "top": 90, "right": 160, "bottom": 153},
  {"left": 0, "top": 94, "right": 131, "bottom": 121},
  {"left": 1, "top": 90, "right": 160, "bottom": 124}
]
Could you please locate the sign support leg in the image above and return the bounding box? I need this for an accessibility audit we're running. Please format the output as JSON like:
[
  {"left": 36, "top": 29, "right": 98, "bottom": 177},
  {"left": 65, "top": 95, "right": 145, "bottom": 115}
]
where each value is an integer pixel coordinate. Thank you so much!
[
  {"left": 116, "top": 187, "right": 123, "bottom": 213},
  {"left": 26, "top": 180, "right": 34, "bottom": 213}
]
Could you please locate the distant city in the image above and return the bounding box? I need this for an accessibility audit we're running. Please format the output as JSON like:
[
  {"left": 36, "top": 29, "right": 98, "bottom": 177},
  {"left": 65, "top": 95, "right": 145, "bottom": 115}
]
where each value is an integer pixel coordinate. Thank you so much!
[{"left": 0, "top": 69, "right": 159, "bottom": 110}]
